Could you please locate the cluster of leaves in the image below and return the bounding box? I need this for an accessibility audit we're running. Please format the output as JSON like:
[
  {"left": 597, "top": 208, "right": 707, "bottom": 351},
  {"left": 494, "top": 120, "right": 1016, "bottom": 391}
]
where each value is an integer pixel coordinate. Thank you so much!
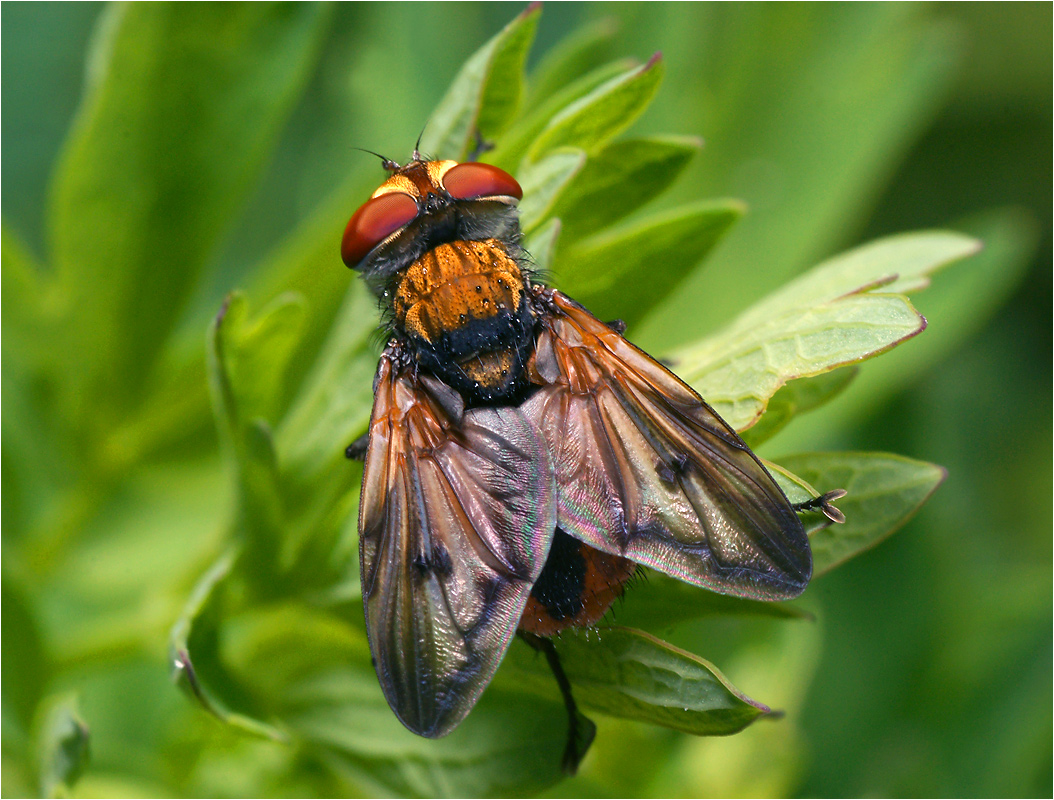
[
  {"left": 3, "top": 5, "right": 1020, "bottom": 798},
  {"left": 186, "top": 8, "right": 970, "bottom": 795}
]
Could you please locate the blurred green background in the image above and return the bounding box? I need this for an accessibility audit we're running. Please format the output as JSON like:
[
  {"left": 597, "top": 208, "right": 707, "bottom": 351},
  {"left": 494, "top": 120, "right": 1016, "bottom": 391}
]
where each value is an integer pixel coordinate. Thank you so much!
[{"left": 2, "top": 3, "right": 1050, "bottom": 797}]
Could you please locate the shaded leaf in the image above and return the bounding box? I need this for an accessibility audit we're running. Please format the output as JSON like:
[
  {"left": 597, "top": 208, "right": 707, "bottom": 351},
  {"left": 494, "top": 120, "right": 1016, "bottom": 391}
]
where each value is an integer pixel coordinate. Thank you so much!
[
  {"left": 49, "top": 4, "right": 331, "bottom": 410},
  {"left": 420, "top": 4, "right": 540, "bottom": 160},
  {"left": 169, "top": 547, "right": 288, "bottom": 742},
  {"left": 556, "top": 200, "right": 743, "bottom": 327},
  {"left": 206, "top": 294, "right": 286, "bottom": 539},
  {"left": 740, "top": 367, "right": 858, "bottom": 446},
  {"left": 552, "top": 135, "right": 702, "bottom": 242},
  {"left": 218, "top": 602, "right": 570, "bottom": 798},
  {"left": 771, "top": 452, "right": 946, "bottom": 575},
  {"left": 730, "top": 231, "right": 980, "bottom": 331},
  {"left": 524, "top": 18, "right": 618, "bottom": 108},
  {"left": 517, "top": 148, "right": 586, "bottom": 233},
  {"left": 612, "top": 573, "right": 811, "bottom": 633},
  {"left": 489, "top": 59, "right": 637, "bottom": 172},
  {"left": 528, "top": 54, "right": 665, "bottom": 161},
  {"left": 32, "top": 694, "right": 89, "bottom": 798},
  {"left": 503, "top": 627, "right": 770, "bottom": 736}
]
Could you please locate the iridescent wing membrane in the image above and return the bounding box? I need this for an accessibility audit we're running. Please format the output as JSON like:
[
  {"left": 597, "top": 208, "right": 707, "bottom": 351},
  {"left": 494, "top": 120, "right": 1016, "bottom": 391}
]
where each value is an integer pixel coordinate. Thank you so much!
[
  {"left": 522, "top": 291, "right": 812, "bottom": 600},
  {"left": 359, "top": 350, "right": 556, "bottom": 737}
]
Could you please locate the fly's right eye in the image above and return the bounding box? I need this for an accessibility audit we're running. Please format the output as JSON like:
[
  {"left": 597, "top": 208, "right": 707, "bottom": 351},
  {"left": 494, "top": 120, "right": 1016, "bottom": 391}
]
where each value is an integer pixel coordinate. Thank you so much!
[{"left": 341, "top": 192, "right": 418, "bottom": 268}]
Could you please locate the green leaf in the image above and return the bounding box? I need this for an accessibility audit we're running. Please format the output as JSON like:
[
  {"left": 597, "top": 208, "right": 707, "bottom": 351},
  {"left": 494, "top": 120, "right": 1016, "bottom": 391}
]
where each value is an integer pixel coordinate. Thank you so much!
[
  {"left": 556, "top": 200, "right": 743, "bottom": 328},
  {"left": 523, "top": 218, "right": 561, "bottom": 274},
  {"left": 489, "top": 59, "right": 637, "bottom": 172},
  {"left": 277, "top": 284, "right": 378, "bottom": 485},
  {"left": 671, "top": 231, "right": 983, "bottom": 432},
  {"left": 729, "top": 231, "right": 981, "bottom": 332},
  {"left": 612, "top": 574, "right": 811, "bottom": 632},
  {"left": 740, "top": 368, "right": 858, "bottom": 446},
  {"left": 635, "top": 8, "right": 963, "bottom": 349},
  {"left": 32, "top": 694, "right": 89, "bottom": 798},
  {"left": 2, "top": 581, "right": 49, "bottom": 738},
  {"left": 551, "top": 135, "right": 702, "bottom": 242},
  {"left": 48, "top": 4, "right": 331, "bottom": 410},
  {"left": 523, "top": 18, "right": 618, "bottom": 109},
  {"left": 528, "top": 53, "right": 665, "bottom": 161},
  {"left": 207, "top": 293, "right": 289, "bottom": 539},
  {"left": 420, "top": 4, "right": 540, "bottom": 160},
  {"left": 169, "top": 548, "right": 289, "bottom": 742},
  {"left": 771, "top": 452, "right": 946, "bottom": 576},
  {"left": 771, "top": 210, "right": 1038, "bottom": 452},
  {"left": 683, "top": 292, "right": 922, "bottom": 435},
  {"left": 505, "top": 627, "right": 770, "bottom": 736},
  {"left": 517, "top": 148, "right": 586, "bottom": 233},
  {"left": 216, "top": 602, "right": 570, "bottom": 797}
]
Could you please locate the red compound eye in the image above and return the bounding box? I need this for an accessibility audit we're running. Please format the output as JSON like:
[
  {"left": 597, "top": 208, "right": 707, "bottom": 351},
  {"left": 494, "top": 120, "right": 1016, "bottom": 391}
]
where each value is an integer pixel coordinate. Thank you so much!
[
  {"left": 341, "top": 192, "right": 418, "bottom": 267},
  {"left": 442, "top": 162, "right": 522, "bottom": 201}
]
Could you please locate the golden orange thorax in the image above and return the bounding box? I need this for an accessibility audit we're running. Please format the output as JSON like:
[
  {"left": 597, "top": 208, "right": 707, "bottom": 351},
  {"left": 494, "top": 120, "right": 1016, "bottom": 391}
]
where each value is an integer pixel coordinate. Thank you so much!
[{"left": 392, "top": 239, "right": 526, "bottom": 388}]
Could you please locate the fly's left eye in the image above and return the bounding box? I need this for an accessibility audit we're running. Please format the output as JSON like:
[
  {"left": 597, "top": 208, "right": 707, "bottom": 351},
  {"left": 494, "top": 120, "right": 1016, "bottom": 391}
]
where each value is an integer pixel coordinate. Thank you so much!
[
  {"left": 442, "top": 162, "right": 522, "bottom": 201},
  {"left": 341, "top": 192, "right": 419, "bottom": 268}
]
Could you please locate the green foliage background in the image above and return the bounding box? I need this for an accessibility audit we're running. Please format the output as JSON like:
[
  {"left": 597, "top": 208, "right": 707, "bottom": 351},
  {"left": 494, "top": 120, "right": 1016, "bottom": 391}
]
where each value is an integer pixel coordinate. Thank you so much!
[{"left": 3, "top": 3, "right": 1050, "bottom": 797}]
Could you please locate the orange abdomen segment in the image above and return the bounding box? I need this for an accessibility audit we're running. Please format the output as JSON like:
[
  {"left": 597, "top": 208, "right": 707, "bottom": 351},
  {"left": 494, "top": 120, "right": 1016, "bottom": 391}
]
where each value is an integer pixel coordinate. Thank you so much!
[{"left": 520, "top": 531, "right": 637, "bottom": 637}]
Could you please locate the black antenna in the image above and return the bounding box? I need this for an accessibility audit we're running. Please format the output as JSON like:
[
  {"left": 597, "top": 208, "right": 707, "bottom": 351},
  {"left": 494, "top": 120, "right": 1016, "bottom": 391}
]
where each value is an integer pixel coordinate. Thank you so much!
[
  {"left": 352, "top": 147, "right": 400, "bottom": 172},
  {"left": 412, "top": 124, "right": 427, "bottom": 162}
]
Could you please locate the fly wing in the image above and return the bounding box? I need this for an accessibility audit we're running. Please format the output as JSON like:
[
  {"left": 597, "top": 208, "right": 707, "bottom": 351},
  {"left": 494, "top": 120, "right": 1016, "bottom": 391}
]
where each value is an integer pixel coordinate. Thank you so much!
[
  {"left": 522, "top": 290, "right": 811, "bottom": 600},
  {"left": 359, "top": 349, "right": 556, "bottom": 737}
]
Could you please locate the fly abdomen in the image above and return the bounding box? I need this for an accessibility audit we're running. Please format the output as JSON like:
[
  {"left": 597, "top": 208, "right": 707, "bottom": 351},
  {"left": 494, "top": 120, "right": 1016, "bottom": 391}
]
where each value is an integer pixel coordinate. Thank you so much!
[{"left": 392, "top": 239, "right": 535, "bottom": 403}]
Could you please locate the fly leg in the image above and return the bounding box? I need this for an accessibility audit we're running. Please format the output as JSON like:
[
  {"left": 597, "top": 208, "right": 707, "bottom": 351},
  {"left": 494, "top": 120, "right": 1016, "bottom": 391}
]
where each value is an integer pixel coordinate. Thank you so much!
[
  {"left": 345, "top": 432, "right": 369, "bottom": 461},
  {"left": 468, "top": 128, "right": 495, "bottom": 162},
  {"left": 518, "top": 631, "right": 596, "bottom": 775},
  {"left": 792, "top": 489, "right": 847, "bottom": 524}
]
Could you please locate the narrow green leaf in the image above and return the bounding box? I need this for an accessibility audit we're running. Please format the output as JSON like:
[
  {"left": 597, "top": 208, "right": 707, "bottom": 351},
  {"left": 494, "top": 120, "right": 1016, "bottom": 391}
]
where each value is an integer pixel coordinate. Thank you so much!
[
  {"left": 32, "top": 694, "right": 89, "bottom": 798},
  {"left": 420, "top": 4, "right": 540, "bottom": 159},
  {"left": 772, "top": 452, "right": 946, "bottom": 576},
  {"left": 523, "top": 218, "right": 561, "bottom": 275},
  {"left": 740, "top": 367, "right": 858, "bottom": 447},
  {"left": 524, "top": 18, "right": 618, "bottom": 109},
  {"left": 529, "top": 54, "right": 665, "bottom": 161},
  {"left": 556, "top": 200, "right": 743, "bottom": 328},
  {"left": 552, "top": 135, "right": 702, "bottom": 242},
  {"left": 475, "top": 5, "right": 541, "bottom": 140},
  {"left": 517, "top": 148, "right": 586, "bottom": 233},
  {"left": 277, "top": 284, "right": 378, "bottom": 485},
  {"left": 49, "top": 4, "right": 331, "bottom": 408},
  {"left": 672, "top": 230, "right": 957, "bottom": 433},
  {"left": 505, "top": 627, "right": 770, "bottom": 736},
  {"left": 169, "top": 548, "right": 289, "bottom": 742},
  {"left": 692, "top": 295, "right": 923, "bottom": 432},
  {"left": 206, "top": 293, "right": 286, "bottom": 538},
  {"left": 489, "top": 59, "right": 636, "bottom": 172},
  {"left": 635, "top": 11, "right": 963, "bottom": 349},
  {"left": 731, "top": 231, "right": 981, "bottom": 334},
  {"left": 2, "top": 581, "right": 49, "bottom": 737}
]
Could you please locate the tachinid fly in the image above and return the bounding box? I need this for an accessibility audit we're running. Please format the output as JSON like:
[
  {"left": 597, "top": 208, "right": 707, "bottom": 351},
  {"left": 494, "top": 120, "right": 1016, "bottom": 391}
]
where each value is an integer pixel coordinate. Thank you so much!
[{"left": 341, "top": 148, "right": 841, "bottom": 772}]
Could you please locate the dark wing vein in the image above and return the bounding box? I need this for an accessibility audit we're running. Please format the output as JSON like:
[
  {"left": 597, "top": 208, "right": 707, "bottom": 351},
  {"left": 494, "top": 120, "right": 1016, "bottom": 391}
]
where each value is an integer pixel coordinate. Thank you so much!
[
  {"left": 523, "top": 291, "right": 811, "bottom": 600},
  {"left": 358, "top": 350, "right": 555, "bottom": 737}
]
